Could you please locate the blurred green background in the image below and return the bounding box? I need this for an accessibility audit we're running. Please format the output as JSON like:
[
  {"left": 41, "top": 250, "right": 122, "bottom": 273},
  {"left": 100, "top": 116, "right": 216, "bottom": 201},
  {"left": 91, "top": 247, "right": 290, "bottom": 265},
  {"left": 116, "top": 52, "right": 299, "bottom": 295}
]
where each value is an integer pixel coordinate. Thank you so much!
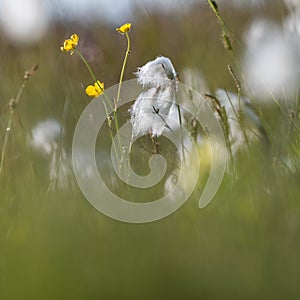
[{"left": 1, "top": 0, "right": 300, "bottom": 299}]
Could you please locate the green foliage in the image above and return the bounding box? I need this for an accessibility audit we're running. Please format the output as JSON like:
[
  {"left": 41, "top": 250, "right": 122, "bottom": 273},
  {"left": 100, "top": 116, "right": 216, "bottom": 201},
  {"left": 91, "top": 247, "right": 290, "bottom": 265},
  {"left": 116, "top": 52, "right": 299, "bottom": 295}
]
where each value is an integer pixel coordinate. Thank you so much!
[{"left": 0, "top": 2, "right": 299, "bottom": 299}]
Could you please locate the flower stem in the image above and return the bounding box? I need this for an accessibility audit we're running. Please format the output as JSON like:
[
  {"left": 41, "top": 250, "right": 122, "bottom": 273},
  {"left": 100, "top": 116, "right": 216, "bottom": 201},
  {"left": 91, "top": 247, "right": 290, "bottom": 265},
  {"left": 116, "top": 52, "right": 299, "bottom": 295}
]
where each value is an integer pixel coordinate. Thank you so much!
[
  {"left": 115, "top": 32, "right": 130, "bottom": 111},
  {"left": 76, "top": 49, "right": 97, "bottom": 83},
  {"left": 75, "top": 49, "right": 113, "bottom": 111},
  {"left": 75, "top": 49, "right": 122, "bottom": 167}
]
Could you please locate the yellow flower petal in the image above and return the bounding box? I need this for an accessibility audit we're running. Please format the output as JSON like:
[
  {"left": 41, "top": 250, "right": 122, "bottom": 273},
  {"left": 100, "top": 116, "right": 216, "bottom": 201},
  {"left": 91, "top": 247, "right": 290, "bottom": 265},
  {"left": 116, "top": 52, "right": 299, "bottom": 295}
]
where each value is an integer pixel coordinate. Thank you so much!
[
  {"left": 94, "top": 81, "right": 105, "bottom": 93},
  {"left": 116, "top": 23, "right": 131, "bottom": 34},
  {"left": 85, "top": 81, "right": 105, "bottom": 98},
  {"left": 85, "top": 85, "right": 97, "bottom": 98},
  {"left": 62, "top": 39, "right": 74, "bottom": 51},
  {"left": 70, "top": 34, "right": 79, "bottom": 46}
]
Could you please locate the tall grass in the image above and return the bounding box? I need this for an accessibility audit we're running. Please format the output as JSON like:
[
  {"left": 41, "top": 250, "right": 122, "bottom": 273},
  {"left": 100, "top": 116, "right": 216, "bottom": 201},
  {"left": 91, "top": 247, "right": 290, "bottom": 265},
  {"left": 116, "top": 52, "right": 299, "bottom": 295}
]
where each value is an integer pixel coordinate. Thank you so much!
[{"left": 0, "top": 1, "right": 299, "bottom": 299}]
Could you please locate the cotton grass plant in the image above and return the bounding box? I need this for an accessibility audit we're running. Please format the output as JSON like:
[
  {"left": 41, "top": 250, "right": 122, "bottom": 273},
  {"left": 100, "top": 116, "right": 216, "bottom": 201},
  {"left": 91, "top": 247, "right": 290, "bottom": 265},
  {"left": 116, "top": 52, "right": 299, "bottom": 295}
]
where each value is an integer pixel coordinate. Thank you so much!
[
  {"left": 206, "top": 0, "right": 300, "bottom": 175},
  {"left": 130, "top": 56, "right": 180, "bottom": 153}
]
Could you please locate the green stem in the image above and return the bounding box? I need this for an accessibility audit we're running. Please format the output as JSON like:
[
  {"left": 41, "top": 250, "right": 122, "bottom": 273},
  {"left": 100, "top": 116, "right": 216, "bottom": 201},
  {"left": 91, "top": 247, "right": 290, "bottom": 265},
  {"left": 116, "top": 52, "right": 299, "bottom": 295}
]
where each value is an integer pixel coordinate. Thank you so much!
[
  {"left": 75, "top": 49, "right": 123, "bottom": 167},
  {"left": 0, "top": 79, "right": 29, "bottom": 177},
  {"left": 112, "top": 31, "right": 131, "bottom": 169},
  {"left": 225, "top": 90, "right": 250, "bottom": 152},
  {"left": 76, "top": 49, "right": 113, "bottom": 108},
  {"left": 75, "top": 41, "right": 133, "bottom": 170},
  {"left": 207, "top": 0, "right": 245, "bottom": 52},
  {"left": 103, "top": 102, "right": 119, "bottom": 160},
  {"left": 115, "top": 32, "right": 130, "bottom": 111},
  {"left": 0, "top": 114, "right": 13, "bottom": 176},
  {"left": 76, "top": 49, "right": 97, "bottom": 83},
  {"left": 207, "top": 0, "right": 297, "bottom": 129}
]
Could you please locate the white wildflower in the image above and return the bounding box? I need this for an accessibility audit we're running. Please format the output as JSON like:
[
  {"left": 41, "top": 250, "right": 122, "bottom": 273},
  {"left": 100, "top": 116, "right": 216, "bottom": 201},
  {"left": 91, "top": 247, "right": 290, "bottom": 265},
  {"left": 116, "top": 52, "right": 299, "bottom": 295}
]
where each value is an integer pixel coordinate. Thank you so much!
[
  {"left": 0, "top": 0, "right": 48, "bottom": 44},
  {"left": 30, "top": 119, "right": 61, "bottom": 155},
  {"left": 243, "top": 20, "right": 300, "bottom": 102},
  {"left": 283, "top": 0, "right": 300, "bottom": 35}
]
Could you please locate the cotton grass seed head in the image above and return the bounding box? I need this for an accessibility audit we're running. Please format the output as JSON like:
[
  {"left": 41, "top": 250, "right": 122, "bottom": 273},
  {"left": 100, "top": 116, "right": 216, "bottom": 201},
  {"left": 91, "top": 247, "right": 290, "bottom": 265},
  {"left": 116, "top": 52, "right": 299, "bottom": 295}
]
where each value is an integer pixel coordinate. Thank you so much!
[
  {"left": 135, "top": 56, "right": 178, "bottom": 88},
  {"left": 130, "top": 56, "right": 179, "bottom": 138}
]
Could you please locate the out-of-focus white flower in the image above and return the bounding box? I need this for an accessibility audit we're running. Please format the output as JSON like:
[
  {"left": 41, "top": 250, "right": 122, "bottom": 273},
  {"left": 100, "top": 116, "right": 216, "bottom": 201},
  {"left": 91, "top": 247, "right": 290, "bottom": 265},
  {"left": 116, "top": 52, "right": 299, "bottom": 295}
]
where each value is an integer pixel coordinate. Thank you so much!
[
  {"left": 283, "top": 0, "right": 300, "bottom": 35},
  {"left": 284, "top": 0, "right": 300, "bottom": 9},
  {"left": 284, "top": 11, "right": 300, "bottom": 35},
  {"left": 0, "top": 0, "right": 48, "bottom": 44},
  {"left": 215, "top": 89, "right": 269, "bottom": 153},
  {"left": 130, "top": 56, "right": 179, "bottom": 138},
  {"left": 30, "top": 119, "right": 74, "bottom": 191},
  {"left": 30, "top": 119, "right": 61, "bottom": 156},
  {"left": 243, "top": 20, "right": 300, "bottom": 102}
]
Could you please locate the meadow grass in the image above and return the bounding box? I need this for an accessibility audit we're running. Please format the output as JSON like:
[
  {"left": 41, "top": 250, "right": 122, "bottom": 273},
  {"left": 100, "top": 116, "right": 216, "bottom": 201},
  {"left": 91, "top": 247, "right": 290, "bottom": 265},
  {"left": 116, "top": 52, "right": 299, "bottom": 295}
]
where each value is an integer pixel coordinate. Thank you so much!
[{"left": 0, "top": 1, "right": 299, "bottom": 299}]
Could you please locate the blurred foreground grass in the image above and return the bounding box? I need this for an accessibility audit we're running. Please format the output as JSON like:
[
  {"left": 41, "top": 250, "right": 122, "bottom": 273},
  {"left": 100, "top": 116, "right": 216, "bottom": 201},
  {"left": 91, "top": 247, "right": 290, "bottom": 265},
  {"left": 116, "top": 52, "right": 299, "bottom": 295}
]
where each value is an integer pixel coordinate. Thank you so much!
[
  {"left": 1, "top": 2, "right": 300, "bottom": 299},
  {"left": 1, "top": 145, "right": 300, "bottom": 300}
]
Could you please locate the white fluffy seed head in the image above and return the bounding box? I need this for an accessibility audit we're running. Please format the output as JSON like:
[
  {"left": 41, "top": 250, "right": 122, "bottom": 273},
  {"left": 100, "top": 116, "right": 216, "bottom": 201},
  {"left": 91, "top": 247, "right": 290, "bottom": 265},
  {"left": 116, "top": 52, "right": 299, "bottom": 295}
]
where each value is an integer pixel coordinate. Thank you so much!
[
  {"left": 135, "top": 56, "right": 177, "bottom": 88},
  {"left": 130, "top": 86, "right": 177, "bottom": 137},
  {"left": 130, "top": 56, "right": 178, "bottom": 137}
]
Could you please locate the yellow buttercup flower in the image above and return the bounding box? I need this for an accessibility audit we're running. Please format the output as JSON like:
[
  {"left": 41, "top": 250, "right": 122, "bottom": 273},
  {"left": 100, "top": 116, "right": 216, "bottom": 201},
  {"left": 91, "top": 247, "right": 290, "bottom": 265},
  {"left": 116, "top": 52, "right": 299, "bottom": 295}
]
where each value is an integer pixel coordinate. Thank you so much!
[
  {"left": 60, "top": 34, "right": 79, "bottom": 55},
  {"left": 85, "top": 80, "right": 105, "bottom": 98},
  {"left": 116, "top": 23, "right": 131, "bottom": 34},
  {"left": 70, "top": 34, "right": 79, "bottom": 45}
]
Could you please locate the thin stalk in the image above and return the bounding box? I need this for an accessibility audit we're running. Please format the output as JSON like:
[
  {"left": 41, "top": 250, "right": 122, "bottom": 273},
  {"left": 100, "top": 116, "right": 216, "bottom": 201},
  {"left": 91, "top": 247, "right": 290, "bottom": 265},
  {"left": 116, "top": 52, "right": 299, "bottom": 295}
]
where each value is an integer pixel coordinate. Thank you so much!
[
  {"left": 207, "top": 0, "right": 298, "bottom": 131},
  {"left": 76, "top": 50, "right": 97, "bottom": 83},
  {"left": 0, "top": 66, "right": 37, "bottom": 177},
  {"left": 207, "top": 0, "right": 246, "bottom": 52},
  {"left": 75, "top": 49, "right": 122, "bottom": 166},
  {"left": 103, "top": 102, "right": 119, "bottom": 164},
  {"left": 0, "top": 112, "right": 13, "bottom": 176},
  {"left": 113, "top": 31, "right": 131, "bottom": 171},
  {"left": 75, "top": 49, "right": 112, "bottom": 107},
  {"left": 115, "top": 32, "right": 130, "bottom": 111},
  {"left": 225, "top": 90, "right": 250, "bottom": 151},
  {"left": 174, "top": 81, "right": 186, "bottom": 163}
]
